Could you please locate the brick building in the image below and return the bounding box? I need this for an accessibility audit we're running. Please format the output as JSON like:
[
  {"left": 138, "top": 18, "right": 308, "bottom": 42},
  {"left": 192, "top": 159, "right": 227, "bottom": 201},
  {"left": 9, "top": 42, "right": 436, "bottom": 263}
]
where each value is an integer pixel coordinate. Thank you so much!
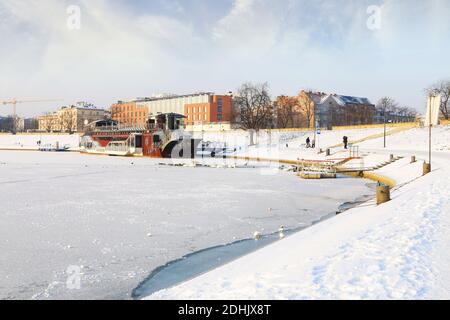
[
  {"left": 113, "top": 93, "right": 233, "bottom": 128},
  {"left": 111, "top": 101, "right": 149, "bottom": 127},
  {"left": 184, "top": 95, "right": 232, "bottom": 125}
]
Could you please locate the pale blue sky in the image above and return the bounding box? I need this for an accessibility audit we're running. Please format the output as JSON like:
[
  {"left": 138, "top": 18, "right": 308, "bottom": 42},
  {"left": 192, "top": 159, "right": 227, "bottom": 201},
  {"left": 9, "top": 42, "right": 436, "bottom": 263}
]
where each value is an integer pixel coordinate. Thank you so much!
[{"left": 0, "top": 0, "right": 449, "bottom": 116}]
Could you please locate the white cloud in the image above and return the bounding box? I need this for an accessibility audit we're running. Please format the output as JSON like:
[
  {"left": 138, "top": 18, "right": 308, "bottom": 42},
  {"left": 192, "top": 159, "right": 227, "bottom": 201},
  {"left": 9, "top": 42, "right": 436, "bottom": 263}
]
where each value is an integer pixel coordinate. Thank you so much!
[
  {"left": 374, "top": 0, "right": 450, "bottom": 48},
  {"left": 211, "top": 0, "right": 381, "bottom": 59},
  {"left": 212, "top": 0, "right": 288, "bottom": 57},
  {"left": 0, "top": 0, "right": 449, "bottom": 116},
  {"left": 0, "top": 0, "right": 201, "bottom": 115}
]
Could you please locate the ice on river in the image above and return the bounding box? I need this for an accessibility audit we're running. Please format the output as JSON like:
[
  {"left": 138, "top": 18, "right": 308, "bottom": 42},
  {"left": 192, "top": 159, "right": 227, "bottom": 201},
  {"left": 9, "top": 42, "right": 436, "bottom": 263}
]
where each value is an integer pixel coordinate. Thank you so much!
[{"left": 0, "top": 151, "right": 372, "bottom": 299}]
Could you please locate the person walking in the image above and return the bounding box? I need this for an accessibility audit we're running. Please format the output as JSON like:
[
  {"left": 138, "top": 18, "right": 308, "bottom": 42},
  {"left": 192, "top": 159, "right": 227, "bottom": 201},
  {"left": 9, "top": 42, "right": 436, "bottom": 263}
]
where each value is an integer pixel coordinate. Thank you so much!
[
  {"left": 306, "top": 137, "right": 311, "bottom": 148},
  {"left": 343, "top": 136, "right": 348, "bottom": 149}
]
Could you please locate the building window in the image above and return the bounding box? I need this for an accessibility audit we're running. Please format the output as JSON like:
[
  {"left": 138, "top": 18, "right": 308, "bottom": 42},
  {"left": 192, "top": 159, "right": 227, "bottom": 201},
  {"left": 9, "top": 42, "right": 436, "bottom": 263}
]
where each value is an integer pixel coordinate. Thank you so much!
[
  {"left": 217, "top": 114, "right": 223, "bottom": 121},
  {"left": 217, "top": 97, "right": 223, "bottom": 113}
]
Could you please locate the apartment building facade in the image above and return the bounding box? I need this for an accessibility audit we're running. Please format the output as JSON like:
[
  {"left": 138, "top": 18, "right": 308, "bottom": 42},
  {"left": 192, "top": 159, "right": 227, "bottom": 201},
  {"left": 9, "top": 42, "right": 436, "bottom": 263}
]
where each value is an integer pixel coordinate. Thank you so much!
[
  {"left": 111, "top": 101, "right": 149, "bottom": 127},
  {"left": 296, "top": 91, "right": 376, "bottom": 128},
  {"left": 373, "top": 108, "right": 417, "bottom": 124},
  {"left": 113, "top": 93, "right": 233, "bottom": 128},
  {"left": 184, "top": 95, "right": 232, "bottom": 125},
  {"left": 0, "top": 116, "right": 23, "bottom": 132},
  {"left": 38, "top": 103, "right": 108, "bottom": 132}
]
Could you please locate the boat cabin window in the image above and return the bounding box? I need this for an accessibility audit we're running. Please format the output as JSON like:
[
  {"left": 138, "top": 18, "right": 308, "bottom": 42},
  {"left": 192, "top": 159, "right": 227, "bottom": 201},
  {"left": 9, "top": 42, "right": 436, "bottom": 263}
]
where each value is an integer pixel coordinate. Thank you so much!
[
  {"left": 150, "top": 113, "right": 185, "bottom": 131},
  {"left": 153, "top": 135, "right": 161, "bottom": 143},
  {"left": 135, "top": 135, "right": 142, "bottom": 148}
]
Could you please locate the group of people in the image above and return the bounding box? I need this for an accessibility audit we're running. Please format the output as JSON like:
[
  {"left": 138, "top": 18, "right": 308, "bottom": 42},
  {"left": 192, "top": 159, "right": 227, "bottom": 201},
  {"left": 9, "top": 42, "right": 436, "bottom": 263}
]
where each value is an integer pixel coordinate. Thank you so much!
[{"left": 305, "top": 136, "right": 349, "bottom": 149}]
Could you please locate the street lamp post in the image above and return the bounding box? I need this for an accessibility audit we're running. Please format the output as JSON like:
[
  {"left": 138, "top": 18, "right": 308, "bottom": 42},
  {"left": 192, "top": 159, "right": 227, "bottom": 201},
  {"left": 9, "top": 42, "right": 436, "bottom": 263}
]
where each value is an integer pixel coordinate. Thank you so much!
[
  {"left": 423, "top": 94, "right": 438, "bottom": 175},
  {"left": 383, "top": 108, "right": 392, "bottom": 148},
  {"left": 313, "top": 119, "right": 319, "bottom": 149},
  {"left": 384, "top": 120, "right": 393, "bottom": 148},
  {"left": 201, "top": 120, "right": 204, "bottom": 161},
  {"left": 384, "top": 109, "right": 387, "bottom": 148},
  {"left": 428, "top": 95, "right": 432, "bottom": 170}
]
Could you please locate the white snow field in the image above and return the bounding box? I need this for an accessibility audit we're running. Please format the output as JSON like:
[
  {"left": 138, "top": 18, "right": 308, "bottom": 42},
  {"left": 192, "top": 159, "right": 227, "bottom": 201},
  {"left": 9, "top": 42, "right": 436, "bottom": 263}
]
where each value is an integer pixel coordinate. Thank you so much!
[
  {"left": 0, "top": 133, "right": 81, "bottom": 151},
  {"left": 194, "top": 126, "right": 416, "bottom": 186},
  {"left": 194, "top": 126, "right": 405, "bottom": 162},
  {"left": 0, "top": 150, "right": 372, "bottom": 300},
  {"left": 148, "top": 125, "right": 450, "bottom": 300},
  {"left": 195, "top": 127, "right": 393, "bottom": 150}
]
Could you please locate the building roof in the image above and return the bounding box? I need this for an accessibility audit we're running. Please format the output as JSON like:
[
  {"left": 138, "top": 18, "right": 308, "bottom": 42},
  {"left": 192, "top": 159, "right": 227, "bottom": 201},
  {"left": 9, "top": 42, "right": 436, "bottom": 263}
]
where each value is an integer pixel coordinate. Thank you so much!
[
  {"left": 87, "top": 119, "right": 118, "bottom": 127},
  {"left": 304, "top": 91, "right": 373, "bottom": 107},
  {"left": 307, "top": 92, "right": 328, "bottom": 104},
  {"left": 115, "top": 92, "right": 233, "bottom": 105},
  {"left": 331, "top": 94, "right": 374, "bottom": 106},
  {"left": 142, "top": 92, "right": 214, "bottom": 102},
  {"left": 130, "top": 92, "right": 214, "bottom": 103}
]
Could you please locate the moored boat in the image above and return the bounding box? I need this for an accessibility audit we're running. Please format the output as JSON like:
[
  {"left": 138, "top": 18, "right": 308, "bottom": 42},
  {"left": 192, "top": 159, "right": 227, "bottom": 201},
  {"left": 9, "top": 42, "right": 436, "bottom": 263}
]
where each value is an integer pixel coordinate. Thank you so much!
[{"left": 81, "top": 113, "right": 201, "bottom": 158}]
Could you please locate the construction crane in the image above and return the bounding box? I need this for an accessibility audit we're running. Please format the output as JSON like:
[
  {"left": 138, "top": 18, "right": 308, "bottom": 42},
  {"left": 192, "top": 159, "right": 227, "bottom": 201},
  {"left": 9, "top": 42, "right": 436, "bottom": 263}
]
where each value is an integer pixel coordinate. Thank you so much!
[{"left": 1, "top": 98, "right": 63, "bottom": 133}]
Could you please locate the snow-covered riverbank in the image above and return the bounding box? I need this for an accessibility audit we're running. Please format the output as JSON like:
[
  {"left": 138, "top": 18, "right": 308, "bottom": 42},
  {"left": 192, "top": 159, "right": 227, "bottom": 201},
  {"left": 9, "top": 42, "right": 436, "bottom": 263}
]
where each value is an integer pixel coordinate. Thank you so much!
[{"left": 148, "top": 125, "right": 450, "bottom": 300}]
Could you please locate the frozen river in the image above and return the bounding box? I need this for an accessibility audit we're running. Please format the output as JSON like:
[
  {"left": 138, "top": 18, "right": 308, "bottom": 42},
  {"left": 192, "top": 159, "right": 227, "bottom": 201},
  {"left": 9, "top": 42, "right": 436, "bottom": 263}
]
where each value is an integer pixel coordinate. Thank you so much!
[{"left": 0, "top": 151, "right": 373, "bottom": 299}]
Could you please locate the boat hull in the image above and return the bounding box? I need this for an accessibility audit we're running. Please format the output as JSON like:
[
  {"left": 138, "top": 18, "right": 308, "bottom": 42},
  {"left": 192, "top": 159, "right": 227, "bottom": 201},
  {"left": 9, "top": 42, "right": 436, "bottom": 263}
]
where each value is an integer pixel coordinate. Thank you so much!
[{"left": 81, "top": 131, "right": 202, "bottom": 159}]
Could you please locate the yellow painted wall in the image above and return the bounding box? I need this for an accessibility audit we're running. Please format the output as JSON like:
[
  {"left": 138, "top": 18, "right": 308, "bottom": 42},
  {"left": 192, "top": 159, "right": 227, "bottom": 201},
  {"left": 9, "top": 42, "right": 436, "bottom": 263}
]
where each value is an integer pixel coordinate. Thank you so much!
[
  {"left": 330, "top": 122, "right": 417, "bottom": 131},
  {"left": 273, "top": 122, "right": 418, "bottom": 133}
]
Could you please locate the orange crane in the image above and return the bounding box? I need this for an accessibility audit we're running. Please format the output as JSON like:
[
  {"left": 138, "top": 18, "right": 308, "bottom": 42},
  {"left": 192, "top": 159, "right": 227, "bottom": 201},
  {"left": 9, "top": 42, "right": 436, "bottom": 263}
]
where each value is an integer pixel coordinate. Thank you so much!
[{"left": 1, "top": 98, "right": 63, "bottom": 132}]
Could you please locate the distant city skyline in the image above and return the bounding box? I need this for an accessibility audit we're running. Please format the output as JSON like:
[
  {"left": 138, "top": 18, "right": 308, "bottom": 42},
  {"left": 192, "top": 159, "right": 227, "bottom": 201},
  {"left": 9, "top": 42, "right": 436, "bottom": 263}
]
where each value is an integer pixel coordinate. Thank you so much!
[{"left": 1, "top": 0, "right": 449, "bottom": 117}]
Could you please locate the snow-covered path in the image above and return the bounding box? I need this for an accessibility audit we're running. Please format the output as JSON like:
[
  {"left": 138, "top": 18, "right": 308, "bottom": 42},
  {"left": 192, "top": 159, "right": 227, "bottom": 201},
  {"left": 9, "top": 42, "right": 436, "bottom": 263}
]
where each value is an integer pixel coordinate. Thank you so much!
[{"left": 148, "top": 126, "right": 450, "bottom": 300}]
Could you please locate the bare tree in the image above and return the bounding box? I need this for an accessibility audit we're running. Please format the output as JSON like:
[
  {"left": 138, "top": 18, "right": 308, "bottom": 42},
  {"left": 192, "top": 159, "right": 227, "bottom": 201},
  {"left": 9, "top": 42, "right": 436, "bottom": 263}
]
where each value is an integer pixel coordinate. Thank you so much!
[
  {"left": 13, "top": 116, "right": 23, "bottom": 133},
  {"left": 377, "top": 97, "right": 398, "bottom": 112},
  {"left": 275, "top": 95, "right": 297, "bottom": 128},
  {"left": 377, "top": 97, "right": 399, "bottom": 123},
  {"left": 42, "top": 113, "right": 56, "bottom": 132},
  {"left": 427, "top": 80, "right": 450, "bottom": 120},
  {"left": 297, "top": 91, "right": 315, "bottom": 128},
  {"left": 397, "top": 106, "right": 417, "bottom": 122},
  {"left": 59, "top": 108, "right": 77, "bottom": 133},
  {"left": 233, "top": 82, "right": 274, "bottom": 145},
  {"left": 406, "top": 107, "right": 418, "bottom": 120}
]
